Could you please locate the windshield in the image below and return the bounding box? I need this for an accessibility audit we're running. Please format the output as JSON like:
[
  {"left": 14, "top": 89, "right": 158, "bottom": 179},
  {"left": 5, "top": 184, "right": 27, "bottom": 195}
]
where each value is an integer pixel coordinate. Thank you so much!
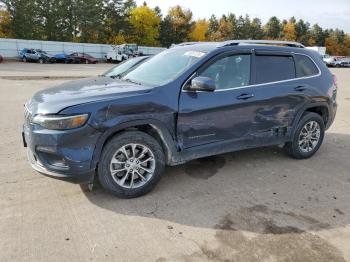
[
  {"left": 122, "top": 49, "right": 206, "bottom": 86},
  {"left": 104, "top": 57, "right": 147, "bottom": 77}
]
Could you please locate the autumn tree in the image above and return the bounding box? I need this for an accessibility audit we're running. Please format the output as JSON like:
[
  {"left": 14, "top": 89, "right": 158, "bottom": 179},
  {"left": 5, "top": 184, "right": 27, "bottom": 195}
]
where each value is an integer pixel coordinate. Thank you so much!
[
  {"left": 0, "top": 8, "right": 11, "bottom": 37},
  {"left": 282, "top": 20, "right": 297, "bottom": 41},
  {"left": 129, "top": 5, "right": 160, "bottom": 46},
  {"left": 190, "top": 19, "right": 208, "bottom": 41},
  {"left": 159, "top": 5, "right": 193, "bottom": 46}
]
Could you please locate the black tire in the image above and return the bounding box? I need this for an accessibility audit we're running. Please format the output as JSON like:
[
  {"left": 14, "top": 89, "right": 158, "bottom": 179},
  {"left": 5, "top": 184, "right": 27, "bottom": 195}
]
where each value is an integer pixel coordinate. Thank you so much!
[
  {"left": 39, "top": 58, "right": 44, "bottom": 64},
  {"left": 284, "top": 112, "right": 325, "bottom": 159},
  {"left": 98, "top": 131, "right": 165, "bottom": 198},
  {"left": 22, "top": 57, "right": 27, "bottom": 62}
]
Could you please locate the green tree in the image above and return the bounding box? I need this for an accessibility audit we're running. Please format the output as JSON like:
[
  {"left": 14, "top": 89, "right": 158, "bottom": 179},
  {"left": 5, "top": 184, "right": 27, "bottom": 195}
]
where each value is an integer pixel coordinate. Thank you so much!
[
  {"left": 295, "top": 19, "right": 310, "bottom": 45},
  {"left": 206, "top": 14, "right": 219, "bottom": 39},
  {"left": 249, "top": 18, "right": 263, "bottom": 39},
  {"left": 2, "top": 0, "right": 38, "bottom": 39},
  {"left": 264, "top": 16, "right": 282, "bottom": 39},
  {"left": 309, "top": 24, "right": 325, "bottom": 46}
]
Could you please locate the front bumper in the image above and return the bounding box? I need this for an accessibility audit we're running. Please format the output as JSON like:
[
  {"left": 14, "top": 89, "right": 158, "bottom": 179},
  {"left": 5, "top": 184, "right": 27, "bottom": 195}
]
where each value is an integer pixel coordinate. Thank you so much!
[
  {"left": 27, "top": 149, "right": 95, "bottom": 183},
  {"left": 23, "top": 123, "right": 102, "bottom": 184}
]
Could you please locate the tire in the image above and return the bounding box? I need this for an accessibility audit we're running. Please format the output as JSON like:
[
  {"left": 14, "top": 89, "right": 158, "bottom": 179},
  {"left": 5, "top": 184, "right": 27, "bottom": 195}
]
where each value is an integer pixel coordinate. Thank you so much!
[
  {"left": 284, "top": 112, "right": 325, "bottom": 159},
  {"left": 39, "top": 58, "right": 44, "bottom": 64},
  {"left": 85, "top": 59, "right": 89, "bottom": 64},
  {"left": 22, "top": 57, "right": 27, "bottom": 62},
  {"left": 98, "top": 131, "right": 165, "bottom": 198}
]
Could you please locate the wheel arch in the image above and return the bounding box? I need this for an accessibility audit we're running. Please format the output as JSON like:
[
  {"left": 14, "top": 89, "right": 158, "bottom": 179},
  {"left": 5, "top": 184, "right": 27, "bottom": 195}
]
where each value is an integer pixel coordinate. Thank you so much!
[
  {"left": 291, "top": 103, "right": 330, "bottom": 138},
  {"left": 92, "top": 120, "right": 178, "bottom": 169}
]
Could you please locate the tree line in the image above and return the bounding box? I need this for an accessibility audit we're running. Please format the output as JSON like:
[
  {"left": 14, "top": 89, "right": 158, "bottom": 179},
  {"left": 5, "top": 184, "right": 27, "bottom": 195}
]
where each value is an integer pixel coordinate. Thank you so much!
[{"left": 0, "top": 0, "right": 349, "bottom": 55}]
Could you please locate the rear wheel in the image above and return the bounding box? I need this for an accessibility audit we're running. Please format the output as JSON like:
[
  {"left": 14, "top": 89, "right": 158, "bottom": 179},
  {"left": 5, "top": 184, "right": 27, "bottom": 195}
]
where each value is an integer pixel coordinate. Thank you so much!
[
  {"left": 98, "top": 131, "right": 165, "bottom": 198},
  {"left": 285, "top": 112, "right": 325, "bottom": 159}
]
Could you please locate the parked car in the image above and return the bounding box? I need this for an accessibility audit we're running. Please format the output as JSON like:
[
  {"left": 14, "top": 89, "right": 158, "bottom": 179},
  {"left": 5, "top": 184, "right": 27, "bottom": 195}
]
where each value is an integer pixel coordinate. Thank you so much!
[
  {"left": 66, "top": 53, "right": 98, "bottom": 64},
  {"left": 0, "top": 54, "right": 3, "bottom": 63},
  {"left": 20, "top": 49, "right": 55, "bottom": 63},
  {"left": 53, "top": 53, "right": 68, "bottom": 63},
  {"left": 23, "top": 40, "right": 337, "bottom": 198},
  {"left": 19, "top": 48, "right": 41, "bottom": 59},
  {"left": 340, "top": 60, "right": 350, "bottom": 68},
  {"left": 103, "top": 56, "right": 149, "bottom": 78}
]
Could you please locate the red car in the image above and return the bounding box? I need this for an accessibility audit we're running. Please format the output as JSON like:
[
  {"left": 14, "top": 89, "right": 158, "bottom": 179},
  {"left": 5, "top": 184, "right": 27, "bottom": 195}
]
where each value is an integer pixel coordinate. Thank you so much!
[
  {"left": 0, "top": 55, "right": 3, "bottom": 63},
  {"left": 66, "top": 52, "right": 98, "bottom": 64}
]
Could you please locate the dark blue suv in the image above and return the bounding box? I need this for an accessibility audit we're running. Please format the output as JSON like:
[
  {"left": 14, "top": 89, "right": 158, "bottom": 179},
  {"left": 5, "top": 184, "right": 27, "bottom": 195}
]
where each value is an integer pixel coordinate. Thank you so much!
[{"left": 23, "top": 40, "right": 337, "bottom": 198}]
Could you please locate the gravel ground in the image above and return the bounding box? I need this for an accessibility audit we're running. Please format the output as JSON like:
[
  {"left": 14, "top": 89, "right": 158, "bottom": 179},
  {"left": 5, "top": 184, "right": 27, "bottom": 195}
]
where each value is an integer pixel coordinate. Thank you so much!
[{"left": 0, "top": 62, "right": 349, "bottom": 262}]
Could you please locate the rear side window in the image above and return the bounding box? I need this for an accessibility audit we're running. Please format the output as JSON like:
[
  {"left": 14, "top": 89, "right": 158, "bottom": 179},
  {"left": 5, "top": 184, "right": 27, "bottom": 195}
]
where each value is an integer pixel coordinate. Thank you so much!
[
  {"left": 294, "top": 54, "right": 319, "bottom": 77},
  {"left": 255, "top": 55, "right": 295, "bottom": 84}
]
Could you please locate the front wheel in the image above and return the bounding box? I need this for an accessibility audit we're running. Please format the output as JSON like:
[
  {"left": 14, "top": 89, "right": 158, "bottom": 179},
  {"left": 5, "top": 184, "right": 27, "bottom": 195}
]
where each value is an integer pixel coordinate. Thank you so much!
[
  {"left": 284, "top": 112, "right": 325, "bottom": 159},
  {"left": 98, "top": 131, "right": 165, "bottom": 198}
]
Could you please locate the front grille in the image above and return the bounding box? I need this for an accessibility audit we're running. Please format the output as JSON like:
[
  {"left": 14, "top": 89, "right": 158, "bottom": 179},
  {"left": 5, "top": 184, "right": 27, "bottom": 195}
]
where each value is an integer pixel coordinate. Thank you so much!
[{"left": 24, "top": 105, "right": 32, "bottom": 127}]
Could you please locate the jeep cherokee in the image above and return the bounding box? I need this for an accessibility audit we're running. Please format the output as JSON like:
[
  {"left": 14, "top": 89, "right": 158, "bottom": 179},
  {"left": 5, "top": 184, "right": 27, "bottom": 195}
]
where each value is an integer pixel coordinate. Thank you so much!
[{"left": 22, "top": 40, "right": 338, "bottom": 198}]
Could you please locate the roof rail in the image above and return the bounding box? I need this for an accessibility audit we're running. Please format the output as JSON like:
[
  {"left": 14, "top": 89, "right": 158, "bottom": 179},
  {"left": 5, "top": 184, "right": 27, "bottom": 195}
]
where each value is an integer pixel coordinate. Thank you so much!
[
  {"left": 218, "top": 40, "right": 305, "bottom": 48},
  {"left": 171, "top": 42, "right": 201, "bottom": 47}
]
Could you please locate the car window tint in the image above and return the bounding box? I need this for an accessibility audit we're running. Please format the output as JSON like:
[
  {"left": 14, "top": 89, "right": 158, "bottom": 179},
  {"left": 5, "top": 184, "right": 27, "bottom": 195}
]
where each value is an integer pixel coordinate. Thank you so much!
[
  {"left": 255, "top": 55, "right": 295, "bottom": 84},
  {"left": 294, "top": 54, "right": 319, "bottom": 77},
  {"left": 199, "top": 55, "right": 251, "bottom": 90}
]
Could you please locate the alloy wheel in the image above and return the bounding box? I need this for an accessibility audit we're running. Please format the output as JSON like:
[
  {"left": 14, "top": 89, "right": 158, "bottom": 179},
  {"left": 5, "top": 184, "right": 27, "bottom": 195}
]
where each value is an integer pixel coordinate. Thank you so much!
[
  {"left": 298, "top": 121, "right": 321, "bottom": 153},
  {"left": 109, "top": 143, "right": 155, "bottom": 189}
]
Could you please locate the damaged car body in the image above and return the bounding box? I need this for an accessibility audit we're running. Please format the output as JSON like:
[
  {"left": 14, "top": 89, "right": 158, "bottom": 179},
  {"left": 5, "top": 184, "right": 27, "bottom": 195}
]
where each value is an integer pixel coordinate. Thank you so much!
[{"left": 23, "top": 40, "right": 337, "bottom": 198}]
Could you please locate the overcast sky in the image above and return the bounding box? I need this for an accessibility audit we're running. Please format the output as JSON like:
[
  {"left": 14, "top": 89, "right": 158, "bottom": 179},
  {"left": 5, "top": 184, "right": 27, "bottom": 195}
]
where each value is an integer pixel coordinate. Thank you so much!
[{"left": 136, "top": 0, "right": 350, "bottom": 33}]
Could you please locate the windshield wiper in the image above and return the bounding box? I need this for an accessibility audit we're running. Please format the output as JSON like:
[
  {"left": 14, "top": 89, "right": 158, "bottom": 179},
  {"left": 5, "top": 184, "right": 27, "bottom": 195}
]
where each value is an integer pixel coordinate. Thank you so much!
[
  {"left": 123, "top": 78, "right": 141, "bottom": 85},
  {"left": 109, "top": 74, "right": 122, "bottom": 79}
]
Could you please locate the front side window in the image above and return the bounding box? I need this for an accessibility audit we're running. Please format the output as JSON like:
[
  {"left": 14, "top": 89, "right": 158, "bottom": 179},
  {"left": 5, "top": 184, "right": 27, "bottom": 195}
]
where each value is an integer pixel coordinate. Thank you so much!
[
  {"left": 255, "top": 55, "right": 295, "bottom": 84},
  {"left": 294, "top": 54, "right": 319, "bottom": 77},
  {"left": 199, "top": 54, "right": 251, "bottom": 90}
]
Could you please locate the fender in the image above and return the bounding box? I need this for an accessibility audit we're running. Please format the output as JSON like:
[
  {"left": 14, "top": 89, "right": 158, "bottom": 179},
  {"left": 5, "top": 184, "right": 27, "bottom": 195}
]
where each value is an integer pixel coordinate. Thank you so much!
[
  {"left": 290, "top": 101, "right": 331, "bottom": 139},
  {"left": 90, "top": 119, "right": 179, "bottom": 169}
]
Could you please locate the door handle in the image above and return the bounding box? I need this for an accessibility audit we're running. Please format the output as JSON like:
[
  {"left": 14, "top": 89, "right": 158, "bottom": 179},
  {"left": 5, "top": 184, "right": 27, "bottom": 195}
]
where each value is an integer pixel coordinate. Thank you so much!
[
  {"left": 294, "top": 85, "right": 306, "bottom": 92},
  {"left": 237, "top": 93, "right": 254, "bottom": 100}
]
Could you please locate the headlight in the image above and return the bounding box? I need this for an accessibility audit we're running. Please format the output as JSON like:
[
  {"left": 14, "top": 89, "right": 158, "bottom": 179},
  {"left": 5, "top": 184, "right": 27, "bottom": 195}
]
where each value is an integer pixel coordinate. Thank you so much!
[{"left": 32, "top": 114, "right": 89, "bottom": 130}]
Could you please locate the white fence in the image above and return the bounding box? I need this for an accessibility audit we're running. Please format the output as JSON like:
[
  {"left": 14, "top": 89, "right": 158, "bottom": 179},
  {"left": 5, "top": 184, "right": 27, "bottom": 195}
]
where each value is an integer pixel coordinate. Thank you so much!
[{"left": 0, "top": 38, "right": 166, "bottom": 59}]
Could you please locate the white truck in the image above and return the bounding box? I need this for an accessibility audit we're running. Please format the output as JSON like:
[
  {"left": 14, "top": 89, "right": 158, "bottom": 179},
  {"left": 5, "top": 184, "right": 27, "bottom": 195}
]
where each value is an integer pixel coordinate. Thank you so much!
[
  {"left": 106, "top": 44, "right": 139, "bottom": 63},
  {"left": 306, "top": 46, "right": 326, "bottom": 56}
]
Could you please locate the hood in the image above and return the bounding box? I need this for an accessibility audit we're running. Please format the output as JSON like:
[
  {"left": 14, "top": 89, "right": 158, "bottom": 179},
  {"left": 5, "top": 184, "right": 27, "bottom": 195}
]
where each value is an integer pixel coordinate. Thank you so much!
[{"left": 27, "top": 76, "right": 153, "bottom": 114}]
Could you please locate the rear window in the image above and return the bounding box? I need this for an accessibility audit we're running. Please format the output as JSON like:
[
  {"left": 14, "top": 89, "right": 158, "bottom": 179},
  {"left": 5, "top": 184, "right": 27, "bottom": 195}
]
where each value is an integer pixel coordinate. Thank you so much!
[
  {"left": 255, "top": 55, "right": 295, "bottom": 84},
  {"left": 294, "top": 54, "right": 319, "bottom": 77}
]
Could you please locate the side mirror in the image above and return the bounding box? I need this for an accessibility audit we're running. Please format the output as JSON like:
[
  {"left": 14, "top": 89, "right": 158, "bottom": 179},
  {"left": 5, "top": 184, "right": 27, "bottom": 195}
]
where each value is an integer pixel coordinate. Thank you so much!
[{"left": 189, "top": 76, "right": 216, "bottom": 92}]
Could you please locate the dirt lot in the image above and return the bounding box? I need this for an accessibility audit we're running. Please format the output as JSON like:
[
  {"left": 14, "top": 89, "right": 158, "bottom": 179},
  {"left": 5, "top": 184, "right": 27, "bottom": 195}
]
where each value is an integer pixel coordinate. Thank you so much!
[{"left": 0, "top": 62, "right": 349, "bottom": 262}]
